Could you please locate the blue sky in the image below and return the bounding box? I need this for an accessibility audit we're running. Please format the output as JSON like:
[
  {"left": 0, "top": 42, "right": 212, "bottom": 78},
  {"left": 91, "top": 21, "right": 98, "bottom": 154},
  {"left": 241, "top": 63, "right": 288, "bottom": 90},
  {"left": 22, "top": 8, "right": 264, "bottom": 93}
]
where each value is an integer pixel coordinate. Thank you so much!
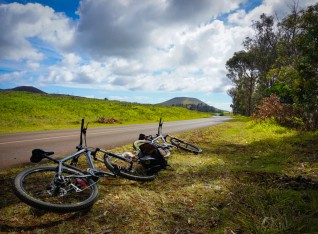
[{"left": 1, "top": 0, "right": 317, "bottom": 111}]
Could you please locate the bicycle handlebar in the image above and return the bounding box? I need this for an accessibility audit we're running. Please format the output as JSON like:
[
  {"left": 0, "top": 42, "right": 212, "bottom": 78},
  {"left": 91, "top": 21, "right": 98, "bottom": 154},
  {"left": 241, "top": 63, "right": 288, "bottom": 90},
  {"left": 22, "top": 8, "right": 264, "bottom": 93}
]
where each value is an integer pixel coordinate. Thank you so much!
[
  {"left": 80, "top": 118, "right": 84, "bottom": 146},
  {"left": 76, "top": 118, "right": 86, "bottom": 150},
  {"left": 158, "top": 118, "right": 163, "bottom": 135}
]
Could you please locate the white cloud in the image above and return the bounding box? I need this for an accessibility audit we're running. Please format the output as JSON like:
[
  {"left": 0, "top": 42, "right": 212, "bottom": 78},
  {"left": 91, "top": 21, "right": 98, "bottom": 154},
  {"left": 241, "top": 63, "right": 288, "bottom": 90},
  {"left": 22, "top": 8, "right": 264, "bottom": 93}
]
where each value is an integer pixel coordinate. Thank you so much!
[
  {"left": 75, "top": 0, "right": 246, "bottom": 59},
  {"left": 1, "top": 0, "right": 318, "bottom": 110},
  {"left": 0, "top": 3, "right": 74, "bottom": 61},
  {"left": 228, "top": 0, "right": 318, "bottom": 26}
]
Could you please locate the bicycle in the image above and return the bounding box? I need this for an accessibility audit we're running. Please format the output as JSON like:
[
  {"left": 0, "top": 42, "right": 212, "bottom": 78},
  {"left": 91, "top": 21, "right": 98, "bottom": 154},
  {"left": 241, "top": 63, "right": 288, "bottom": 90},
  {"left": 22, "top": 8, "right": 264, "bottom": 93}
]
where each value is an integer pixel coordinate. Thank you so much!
[
  {"left": 13, "top": 119, "right": 159, "bottom": 213},
  {"left": 133, "top": 118, "right": 203, "bottom": 155}
]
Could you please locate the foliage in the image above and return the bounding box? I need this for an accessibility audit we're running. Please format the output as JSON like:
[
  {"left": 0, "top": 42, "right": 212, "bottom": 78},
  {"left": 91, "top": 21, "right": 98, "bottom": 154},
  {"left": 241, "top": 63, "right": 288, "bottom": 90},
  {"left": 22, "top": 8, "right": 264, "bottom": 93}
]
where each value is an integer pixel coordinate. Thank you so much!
[
  {"left": 226, "top": 3, "right": 318, "bottom": 130},
  {"left": 253, "top": 93, "right": 302, "bottom": 128},
  {"left": 1, "top": 118, "right": 318, "bottom": 233},
  {"left": 226, "top": 50, "right": 258, "bottom": 116},
  {"left": 0, "top": 91, "right": 210, "bottom": 133},
  {"left": 173, "top": 103, "right": 221, "bottom": 113},
  {"left": 97, "top": 117, "right": 120, "bottom": 124}
]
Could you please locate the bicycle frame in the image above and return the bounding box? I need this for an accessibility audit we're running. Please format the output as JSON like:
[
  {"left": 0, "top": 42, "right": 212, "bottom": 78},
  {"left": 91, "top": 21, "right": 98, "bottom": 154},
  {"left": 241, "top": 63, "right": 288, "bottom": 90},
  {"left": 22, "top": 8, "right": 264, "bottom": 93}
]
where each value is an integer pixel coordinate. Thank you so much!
[
  {"left": 13, "top": 118, "right": 158, "bottom": 213},
  {"left": 143, "top": 118, "right": 174, "bottom": 148},
  {"left": 134, "top": 118, "right": 203, "bottom": 155},
  {"left": 40, "top": 119, "right": 137, "bottom": 180}
]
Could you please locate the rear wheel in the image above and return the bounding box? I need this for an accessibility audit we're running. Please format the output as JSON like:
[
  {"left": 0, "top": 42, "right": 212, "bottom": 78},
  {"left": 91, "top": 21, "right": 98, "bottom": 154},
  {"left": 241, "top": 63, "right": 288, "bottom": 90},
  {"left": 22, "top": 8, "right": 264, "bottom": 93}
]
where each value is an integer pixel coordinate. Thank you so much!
[
  {"left": 169, "top": 137, "right": 202, "bottom": 154},
  {"left": 104, "top": 153, "right": 157, "bottom": 181},
  {"left": 13, "top": 166, "right": 99, "bottom": 213}
]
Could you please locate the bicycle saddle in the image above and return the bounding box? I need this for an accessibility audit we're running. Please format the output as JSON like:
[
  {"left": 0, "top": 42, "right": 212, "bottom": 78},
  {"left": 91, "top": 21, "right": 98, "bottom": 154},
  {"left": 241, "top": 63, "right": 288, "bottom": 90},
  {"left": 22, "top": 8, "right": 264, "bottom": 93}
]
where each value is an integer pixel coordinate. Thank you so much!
[{"left": 30, "top": 149, "right": 54, "bottom": 163}]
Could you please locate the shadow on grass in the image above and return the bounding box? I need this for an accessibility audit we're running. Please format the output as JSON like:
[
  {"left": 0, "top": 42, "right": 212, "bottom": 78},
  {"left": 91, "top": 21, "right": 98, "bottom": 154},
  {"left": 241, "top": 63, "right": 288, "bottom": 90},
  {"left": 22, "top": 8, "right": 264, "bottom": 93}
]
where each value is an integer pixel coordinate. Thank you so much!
[
  {"left": 0, "top": 171, "right": 91, "bottom": 232},
  {"left": 0, "top": 209, "right": 90, "bottom": 232},
  {"left": 1, "top": 121, "right": 318, "bottom": 233},
  {"left": 195, "top": 129, "right": 318, "bottom": 233}
]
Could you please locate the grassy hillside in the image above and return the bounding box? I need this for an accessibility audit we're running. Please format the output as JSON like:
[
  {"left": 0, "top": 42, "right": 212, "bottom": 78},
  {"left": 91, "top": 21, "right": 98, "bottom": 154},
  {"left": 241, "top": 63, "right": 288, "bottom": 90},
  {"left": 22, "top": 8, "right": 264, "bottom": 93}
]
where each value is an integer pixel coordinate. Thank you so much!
[
  {"left": 1, "top": 118, "right": 318, "bottom": 233},
  {"left": 0, "top": 91, "right": 210, "bottom": 133},
  {"left": 159, "top": 97, "right": 223, "bottom": 113},
  {"left": 159, "top": 97, "right": 209, "bottom": 106}
]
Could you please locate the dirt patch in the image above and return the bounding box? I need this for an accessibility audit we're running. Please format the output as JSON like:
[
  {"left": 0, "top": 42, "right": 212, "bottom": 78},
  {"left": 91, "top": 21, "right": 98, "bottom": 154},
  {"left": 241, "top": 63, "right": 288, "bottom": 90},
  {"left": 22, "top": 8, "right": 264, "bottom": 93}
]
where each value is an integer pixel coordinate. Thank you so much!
[{"left": 233, "top": 171, "right": 318, "bottom": 190}]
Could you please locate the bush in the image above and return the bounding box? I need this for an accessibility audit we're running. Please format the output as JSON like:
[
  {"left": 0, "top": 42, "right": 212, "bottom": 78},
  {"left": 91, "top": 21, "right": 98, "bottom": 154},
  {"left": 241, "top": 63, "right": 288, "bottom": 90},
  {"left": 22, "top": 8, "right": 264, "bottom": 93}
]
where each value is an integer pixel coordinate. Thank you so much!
[
  {"left": 97, "top": 117, "right": 121, "bottom": 124},
  {"left": 253, "top": 94, "right": 302, "bottom": 128}
]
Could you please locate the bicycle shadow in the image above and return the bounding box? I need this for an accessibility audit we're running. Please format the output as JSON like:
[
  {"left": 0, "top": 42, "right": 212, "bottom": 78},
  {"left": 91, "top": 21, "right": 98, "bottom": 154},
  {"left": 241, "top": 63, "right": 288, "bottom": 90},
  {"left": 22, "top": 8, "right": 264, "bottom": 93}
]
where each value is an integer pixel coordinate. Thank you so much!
[
  {"left": 0, "top": 170, "right": 139, "bottom": 233},
  {"left": 0, "top": 209, "right": 90, "bottom": 232}
]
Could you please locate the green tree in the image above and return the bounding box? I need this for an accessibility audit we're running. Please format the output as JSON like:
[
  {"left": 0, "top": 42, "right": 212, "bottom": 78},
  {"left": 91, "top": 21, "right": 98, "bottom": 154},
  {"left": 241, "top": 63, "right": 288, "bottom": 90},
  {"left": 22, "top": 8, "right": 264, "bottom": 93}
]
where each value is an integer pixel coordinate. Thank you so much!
[
  {"left": 245, "top": 14, "right": 279, "bottom": 92},
  {"left": 226, "top": 50, "right": 258, "bottom": 116},
  {"left": 226, "top": 14, "right": 278, "bottom": 116},
  {"left": 268, "top": 3, "right": 318, "bottom": 129},
  {"left": 227, "top": 2, "right": 318, "bottom": 129}
]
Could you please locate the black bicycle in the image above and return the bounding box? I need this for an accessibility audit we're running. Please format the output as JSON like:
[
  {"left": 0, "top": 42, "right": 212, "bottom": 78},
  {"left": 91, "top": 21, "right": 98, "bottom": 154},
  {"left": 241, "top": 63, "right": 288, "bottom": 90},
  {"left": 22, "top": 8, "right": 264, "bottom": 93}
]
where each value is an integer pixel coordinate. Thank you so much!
[
  {"left": 13, "top": 119, "right": 159, "bottom": 213},
  {"left": 133, "top": 118, "right": 203, "bottom": 155}
]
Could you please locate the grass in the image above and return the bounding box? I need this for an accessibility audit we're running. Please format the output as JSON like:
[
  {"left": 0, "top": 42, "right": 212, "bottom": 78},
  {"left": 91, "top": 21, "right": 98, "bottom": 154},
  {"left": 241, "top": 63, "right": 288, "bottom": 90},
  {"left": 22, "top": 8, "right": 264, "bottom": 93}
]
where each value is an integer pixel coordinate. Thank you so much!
[
  {"left": 0, "top": 91, "right": 210, "bottom": 133},
  {"left": 1, "top": 118, "right": 318, "bottom": 233}
]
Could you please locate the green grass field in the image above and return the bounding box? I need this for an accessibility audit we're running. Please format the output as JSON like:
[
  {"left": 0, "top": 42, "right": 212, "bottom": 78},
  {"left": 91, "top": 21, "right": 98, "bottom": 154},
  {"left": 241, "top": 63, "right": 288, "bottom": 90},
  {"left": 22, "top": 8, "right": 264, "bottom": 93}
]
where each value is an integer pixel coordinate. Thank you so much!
[
  {"left": 0, "top": 91, "right": 210, "bottom": 133},
  {"left": 1, "top": 118, "right": 318, "bottom": 233}
]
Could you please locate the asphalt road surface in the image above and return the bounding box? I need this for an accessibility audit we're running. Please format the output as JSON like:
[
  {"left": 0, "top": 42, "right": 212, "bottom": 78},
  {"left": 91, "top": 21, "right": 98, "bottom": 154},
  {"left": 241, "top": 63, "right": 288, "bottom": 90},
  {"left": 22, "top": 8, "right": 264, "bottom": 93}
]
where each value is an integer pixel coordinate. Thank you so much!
[{"left": 0, "top": 116, "right": 231, "bottom": 170}]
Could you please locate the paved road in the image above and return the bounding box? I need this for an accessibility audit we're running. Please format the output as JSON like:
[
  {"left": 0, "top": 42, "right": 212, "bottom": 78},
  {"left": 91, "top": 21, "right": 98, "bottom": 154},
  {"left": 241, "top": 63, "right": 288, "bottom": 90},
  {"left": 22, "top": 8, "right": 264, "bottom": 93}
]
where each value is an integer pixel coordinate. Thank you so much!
[{"left": 0, "top": 116, "right": 231, "bottom": 170}]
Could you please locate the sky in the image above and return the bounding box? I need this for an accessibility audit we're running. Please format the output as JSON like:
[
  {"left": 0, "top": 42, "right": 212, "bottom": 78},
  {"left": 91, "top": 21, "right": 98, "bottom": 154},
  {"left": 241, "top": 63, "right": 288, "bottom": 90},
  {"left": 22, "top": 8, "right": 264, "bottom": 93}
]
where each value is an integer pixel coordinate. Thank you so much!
[{"left": 1, "top": 0, "right": 317, "bottom": 111}]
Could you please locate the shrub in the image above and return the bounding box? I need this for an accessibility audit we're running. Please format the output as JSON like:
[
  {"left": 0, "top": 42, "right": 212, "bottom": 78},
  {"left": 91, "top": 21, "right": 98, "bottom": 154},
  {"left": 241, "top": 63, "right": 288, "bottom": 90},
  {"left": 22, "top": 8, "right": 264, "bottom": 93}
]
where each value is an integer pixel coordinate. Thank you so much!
[
  {"left": 97, "top": 117, "right": 120, "bottom": 124},
  {"left": 253, "top": 94, "right": 302, "bottom": 128}
]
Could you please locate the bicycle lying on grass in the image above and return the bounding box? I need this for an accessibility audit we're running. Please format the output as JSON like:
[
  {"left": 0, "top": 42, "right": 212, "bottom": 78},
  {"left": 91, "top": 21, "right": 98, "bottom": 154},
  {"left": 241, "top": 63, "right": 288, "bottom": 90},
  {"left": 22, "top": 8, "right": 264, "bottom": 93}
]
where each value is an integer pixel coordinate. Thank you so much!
[
  {"left": 13, "top": 119, "right": 167, "bottom": 213},
  {"left": 133, "top": 118, "right": 203, "bottom": 156}
]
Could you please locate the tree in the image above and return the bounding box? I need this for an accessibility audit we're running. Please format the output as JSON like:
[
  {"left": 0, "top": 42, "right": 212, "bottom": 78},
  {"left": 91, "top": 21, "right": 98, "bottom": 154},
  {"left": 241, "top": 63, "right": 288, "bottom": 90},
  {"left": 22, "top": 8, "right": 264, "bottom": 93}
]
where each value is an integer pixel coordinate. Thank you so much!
[
  {"left": 268, "top": 3, "right": 318, "bottom": 129},
  {"left": 226, "top": 2, "right": 318, "bottom": 129},
  {"left": 226, "top": 50, "right": 258, "bottom": 116},
  {"left": 226, "top": 14, "right": 278, "bottom": 116},
  {"left": 245, "top": 14, "right": 279, "bottom": 92}
]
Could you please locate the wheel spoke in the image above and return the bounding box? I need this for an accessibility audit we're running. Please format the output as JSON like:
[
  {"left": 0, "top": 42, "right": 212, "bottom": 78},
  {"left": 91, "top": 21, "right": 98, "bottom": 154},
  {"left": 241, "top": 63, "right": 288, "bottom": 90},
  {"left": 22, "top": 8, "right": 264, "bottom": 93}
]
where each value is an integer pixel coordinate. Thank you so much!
[{"left": 14, "top": 166, "right": 99, "bottom": 212}]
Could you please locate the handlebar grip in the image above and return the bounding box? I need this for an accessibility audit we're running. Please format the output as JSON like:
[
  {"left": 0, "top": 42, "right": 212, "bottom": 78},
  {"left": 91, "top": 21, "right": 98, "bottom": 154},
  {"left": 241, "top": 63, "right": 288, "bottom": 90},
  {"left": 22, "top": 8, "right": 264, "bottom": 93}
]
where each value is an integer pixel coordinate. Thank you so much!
[{"left": 79, "top": 118, "right": 85, "bottom": 146}]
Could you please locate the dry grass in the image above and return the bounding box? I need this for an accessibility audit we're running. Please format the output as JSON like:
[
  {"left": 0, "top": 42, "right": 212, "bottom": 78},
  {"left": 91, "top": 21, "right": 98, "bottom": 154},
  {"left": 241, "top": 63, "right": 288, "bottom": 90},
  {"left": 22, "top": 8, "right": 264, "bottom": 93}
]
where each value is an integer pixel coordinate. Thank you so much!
[{"left": 1, "top": 118, "right": 318, "bottom": 233}]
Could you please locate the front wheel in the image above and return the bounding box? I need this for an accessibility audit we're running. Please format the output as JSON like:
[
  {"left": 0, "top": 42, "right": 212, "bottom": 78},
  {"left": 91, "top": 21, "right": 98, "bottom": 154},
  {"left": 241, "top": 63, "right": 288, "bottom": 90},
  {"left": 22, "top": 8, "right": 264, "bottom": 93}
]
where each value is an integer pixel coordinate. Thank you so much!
[
  {"left": 13, "top": 166, "right": 99, "bottom": 213},
  {"left": 104, "top": 153, "right": 157, "bottom": 182},
  {"left": 169, "top": 137, "right": 203, "bottom": 154}
]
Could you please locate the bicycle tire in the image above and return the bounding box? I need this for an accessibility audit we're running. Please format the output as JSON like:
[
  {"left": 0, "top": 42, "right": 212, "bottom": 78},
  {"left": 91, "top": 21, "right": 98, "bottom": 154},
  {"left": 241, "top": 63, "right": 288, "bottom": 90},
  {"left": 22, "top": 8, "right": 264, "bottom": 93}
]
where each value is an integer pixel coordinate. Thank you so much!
[
  {"left": 133, "top": 139, "right": 151, "bottom": 152},
  {"left": 104, "top": 153, "right": 157, "bottom": 181},
  {"left": 13, "top": 166, "right": 99, "bottom": 213},
  {"left": 169, "top": 137, "right": 203, "bottom": 154}
]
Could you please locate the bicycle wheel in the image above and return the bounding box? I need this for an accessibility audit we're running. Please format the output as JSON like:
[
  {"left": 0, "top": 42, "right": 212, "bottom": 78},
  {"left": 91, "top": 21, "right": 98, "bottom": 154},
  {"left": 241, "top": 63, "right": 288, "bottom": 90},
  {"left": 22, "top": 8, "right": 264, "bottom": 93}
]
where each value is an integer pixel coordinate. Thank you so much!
[
  {"left": 13, "top": 166, "right": 99, "bottom": 213},
  {"left": 169, "top": 137, "right": 203, "bottom": 154},
  {"left": 104, "top": 153, "right": 157, "bottom": 182}
]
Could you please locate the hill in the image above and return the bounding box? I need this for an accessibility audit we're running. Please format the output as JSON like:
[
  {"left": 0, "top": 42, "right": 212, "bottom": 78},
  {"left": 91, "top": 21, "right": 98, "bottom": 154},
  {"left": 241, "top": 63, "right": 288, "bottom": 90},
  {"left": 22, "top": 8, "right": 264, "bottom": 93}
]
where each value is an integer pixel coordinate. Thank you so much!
[
  {"left": 0, "top": 91, "right": 210, "bottom": 133},
  {"left": 2, "top": 86, "right": 47, "bottom": 94},
  {"left": 159, "top": 97, "right": 223, "bottom": 113}
]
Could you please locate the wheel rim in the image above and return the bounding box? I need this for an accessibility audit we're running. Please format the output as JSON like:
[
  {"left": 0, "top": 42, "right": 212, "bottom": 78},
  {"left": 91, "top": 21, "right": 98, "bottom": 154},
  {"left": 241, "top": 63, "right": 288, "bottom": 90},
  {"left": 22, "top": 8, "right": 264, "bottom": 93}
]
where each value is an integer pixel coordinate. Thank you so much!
[
  {"left": 20, "top": 168, "right": 96, "bottom": 208},
  {"left": 171, "top": 138, "right": 202, "bottom": 153},
  {"left": 107, "top": 155, "right": 155, "bottom": 177}
]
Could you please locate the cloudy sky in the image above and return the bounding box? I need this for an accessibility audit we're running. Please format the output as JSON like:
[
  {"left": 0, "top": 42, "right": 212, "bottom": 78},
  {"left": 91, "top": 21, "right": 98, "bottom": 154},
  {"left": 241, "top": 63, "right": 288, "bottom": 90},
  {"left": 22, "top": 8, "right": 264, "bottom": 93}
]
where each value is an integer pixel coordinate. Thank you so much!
[{"left": 1, "top": 0, "right": 317, "bottom": 111}]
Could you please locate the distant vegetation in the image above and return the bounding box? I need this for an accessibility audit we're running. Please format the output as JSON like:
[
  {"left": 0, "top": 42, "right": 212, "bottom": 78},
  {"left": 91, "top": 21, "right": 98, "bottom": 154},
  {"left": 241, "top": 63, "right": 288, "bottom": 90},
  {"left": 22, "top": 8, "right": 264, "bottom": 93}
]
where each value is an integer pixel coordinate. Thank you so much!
[
  {"left": 9, "top": 86, "right": 47, "bottom": 94},
  {"left": 0, "top": 91, "right": 210, "bottom": 133},
  {"left": 159, "top": 97, "right": 224, "bottom": 113},
  {"left": 227, "top": 3, "right": 318, "bottom": 130}
]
